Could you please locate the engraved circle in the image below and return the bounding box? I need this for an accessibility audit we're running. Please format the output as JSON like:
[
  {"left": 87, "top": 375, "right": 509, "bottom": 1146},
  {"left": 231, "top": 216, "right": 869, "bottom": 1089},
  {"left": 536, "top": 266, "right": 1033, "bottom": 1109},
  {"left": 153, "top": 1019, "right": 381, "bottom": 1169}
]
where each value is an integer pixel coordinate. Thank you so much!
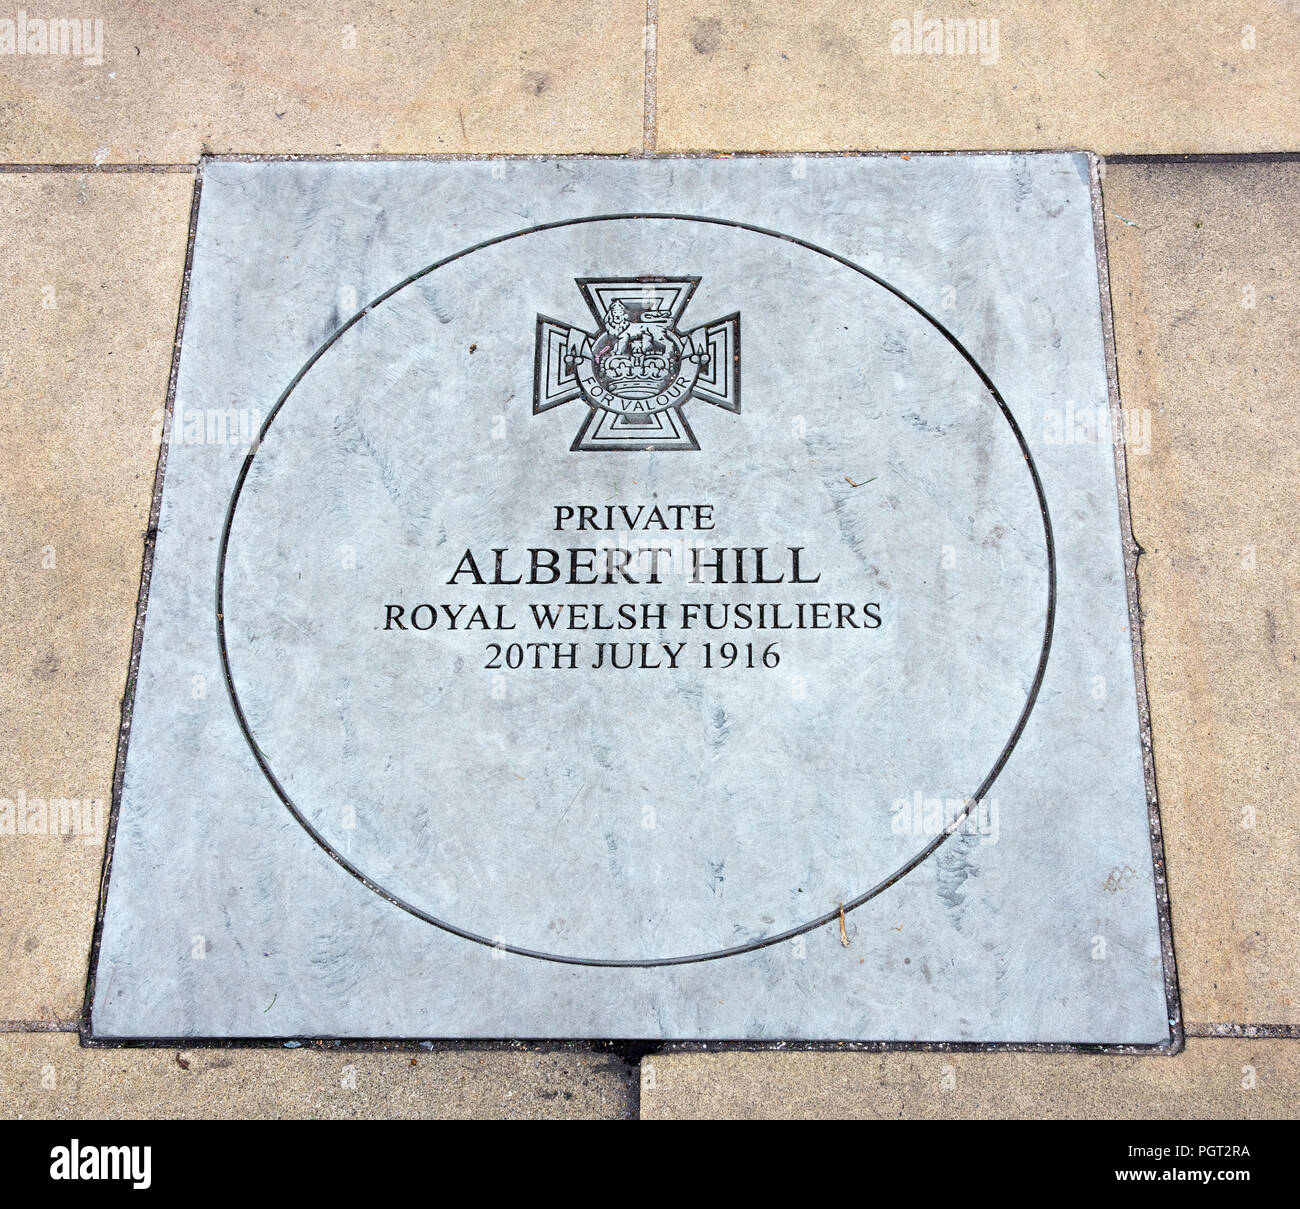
[{"left": 216, "top": 214, "right": 1056, "bottom": 968}]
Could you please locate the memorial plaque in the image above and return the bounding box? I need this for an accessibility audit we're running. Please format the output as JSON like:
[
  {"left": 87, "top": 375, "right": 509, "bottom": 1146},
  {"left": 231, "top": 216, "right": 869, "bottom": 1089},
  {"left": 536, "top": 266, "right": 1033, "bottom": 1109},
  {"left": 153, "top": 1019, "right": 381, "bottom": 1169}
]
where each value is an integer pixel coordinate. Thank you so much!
[{"left": 90, "top": 155, "right": 1173, "bottom": 1043}]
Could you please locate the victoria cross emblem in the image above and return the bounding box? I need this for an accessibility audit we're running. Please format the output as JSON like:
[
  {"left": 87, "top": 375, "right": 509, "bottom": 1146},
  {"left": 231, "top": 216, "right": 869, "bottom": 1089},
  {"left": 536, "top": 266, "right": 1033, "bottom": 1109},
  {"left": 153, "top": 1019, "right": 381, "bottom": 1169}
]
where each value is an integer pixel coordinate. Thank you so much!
[{"left": 533, "top": 276, "right": 740, "bottom": 451}]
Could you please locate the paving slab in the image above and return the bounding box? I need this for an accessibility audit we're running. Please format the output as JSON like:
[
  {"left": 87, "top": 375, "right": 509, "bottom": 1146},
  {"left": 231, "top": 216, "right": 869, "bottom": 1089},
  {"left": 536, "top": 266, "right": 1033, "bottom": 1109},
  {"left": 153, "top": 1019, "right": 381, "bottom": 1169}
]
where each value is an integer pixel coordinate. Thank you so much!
[
  {"left": 0, "top": 170, "right": 193, "bottom": 1021},
  {"left": 0, "top": 2, "right": 643, "bottom": 163},
  {"left": 89, "top": 153, "right": 1169, "bottom": 1043},
  {"left": 656, "top": 2, "right": 1300, "bottom": 154},
  {"left": 1102, "top": 162, "right": 1300, "bottom": 1025},
  {"left": 640, "top": 1039, "right": 1300, "bottom": 1119},
  {"left": 0, "top": 1033, "right": 634, "bottom": 1119}
]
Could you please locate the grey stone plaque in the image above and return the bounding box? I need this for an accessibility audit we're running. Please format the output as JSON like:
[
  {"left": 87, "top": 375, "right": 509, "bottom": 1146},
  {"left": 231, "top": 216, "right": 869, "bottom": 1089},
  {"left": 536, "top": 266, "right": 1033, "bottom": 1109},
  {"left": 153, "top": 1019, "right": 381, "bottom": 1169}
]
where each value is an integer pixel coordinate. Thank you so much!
[{"left": 90, "top": 154, "right": 1174, "bottom": 1044}]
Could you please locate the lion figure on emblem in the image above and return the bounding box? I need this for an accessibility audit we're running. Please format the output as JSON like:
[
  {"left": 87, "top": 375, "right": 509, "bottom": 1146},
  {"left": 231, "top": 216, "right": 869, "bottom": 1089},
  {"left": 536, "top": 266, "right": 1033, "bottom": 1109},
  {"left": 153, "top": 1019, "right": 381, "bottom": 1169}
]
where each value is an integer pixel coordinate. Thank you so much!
[{"left": 602, "top": 299, "right": 682, "bottom": 363}]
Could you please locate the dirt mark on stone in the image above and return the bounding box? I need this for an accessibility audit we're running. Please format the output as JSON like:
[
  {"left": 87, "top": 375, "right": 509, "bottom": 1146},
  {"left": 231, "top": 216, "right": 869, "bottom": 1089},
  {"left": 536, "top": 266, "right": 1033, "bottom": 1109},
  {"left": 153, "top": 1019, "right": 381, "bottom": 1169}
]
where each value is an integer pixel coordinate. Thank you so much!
[{"left": 691, "top": 18, "right": 723, "bottom": 55}]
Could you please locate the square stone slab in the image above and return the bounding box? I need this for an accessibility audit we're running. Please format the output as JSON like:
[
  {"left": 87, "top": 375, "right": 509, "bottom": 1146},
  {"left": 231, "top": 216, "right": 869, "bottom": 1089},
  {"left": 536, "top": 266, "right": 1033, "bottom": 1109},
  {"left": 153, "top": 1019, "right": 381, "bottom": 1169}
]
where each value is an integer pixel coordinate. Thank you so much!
[{"left": 89, "top": 154, "right": 1173, "bottom": 1043}]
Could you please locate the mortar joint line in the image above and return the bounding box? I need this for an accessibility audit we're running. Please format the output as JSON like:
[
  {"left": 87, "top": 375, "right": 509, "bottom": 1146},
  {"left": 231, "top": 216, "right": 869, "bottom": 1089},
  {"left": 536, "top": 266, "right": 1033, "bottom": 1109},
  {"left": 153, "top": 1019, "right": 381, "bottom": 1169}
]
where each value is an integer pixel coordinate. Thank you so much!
[
  {"left": 643, "top": 0, "right": 658, "bottom": 155},
  {"left": 1184, "top": 1023, "right": 1300, "bottom": 1039}
]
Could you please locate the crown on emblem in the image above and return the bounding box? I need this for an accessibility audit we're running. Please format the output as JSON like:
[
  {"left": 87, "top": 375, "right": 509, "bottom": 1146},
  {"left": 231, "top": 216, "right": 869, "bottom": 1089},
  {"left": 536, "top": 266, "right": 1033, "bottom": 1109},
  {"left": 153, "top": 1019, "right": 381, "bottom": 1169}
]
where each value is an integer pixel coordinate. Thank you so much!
[{"left": 594, "top": 300, "right": 694, "bottom": 399}]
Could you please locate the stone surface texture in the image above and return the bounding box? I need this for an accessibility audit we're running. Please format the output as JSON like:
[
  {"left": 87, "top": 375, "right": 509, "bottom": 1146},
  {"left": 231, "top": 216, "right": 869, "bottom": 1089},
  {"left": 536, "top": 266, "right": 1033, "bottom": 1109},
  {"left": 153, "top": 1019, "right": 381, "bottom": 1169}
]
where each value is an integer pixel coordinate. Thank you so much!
[
  {"left": 90, "top": 155, "right": 1167, "bottom": 1043},
  {"left": 1, "top": 1034, "right": 635, "bottom": 1119},
  {"left": 640, "top": 1040, "right": 1300, "bottom": 1119},
  {"left": 0, "top": 170, "right": 193, "bottom": 1021},
  {"left": 1103, "top": 162, "right": 1300, "bottom": 1026},
  {"left": 657, "top": 2, "right": 1300, "bottom": 155},
  {"left": 0, "top": 1, "right": 645, "bottom": 162}
]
